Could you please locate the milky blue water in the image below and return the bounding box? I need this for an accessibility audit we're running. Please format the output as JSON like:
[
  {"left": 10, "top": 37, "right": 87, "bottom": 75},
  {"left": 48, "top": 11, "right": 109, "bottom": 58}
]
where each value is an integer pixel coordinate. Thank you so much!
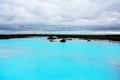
[{"left": 0, "top": 37, "right": 120, "bottom": 80}]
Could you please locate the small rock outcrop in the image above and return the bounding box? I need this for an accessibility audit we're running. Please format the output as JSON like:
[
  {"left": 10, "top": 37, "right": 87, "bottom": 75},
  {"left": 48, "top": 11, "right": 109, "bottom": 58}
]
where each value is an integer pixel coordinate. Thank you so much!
[
  {"left": 50, "top": 39, "right": 55, "bottom": 42},
  {"left": 47, "top": 36, "right": 57, "bottom": 42},
  {"left": 87, "top": 39, "right": 91, "bottom": 42},
  {"left": 60, "top": 39, "right": 66, "bottom": 43}
]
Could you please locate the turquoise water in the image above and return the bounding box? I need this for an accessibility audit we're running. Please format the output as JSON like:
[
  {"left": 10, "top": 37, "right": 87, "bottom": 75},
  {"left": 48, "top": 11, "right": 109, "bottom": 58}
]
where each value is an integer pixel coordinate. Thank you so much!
[{"left": 0, "top": 37, "right": 120, "bottom": 80}]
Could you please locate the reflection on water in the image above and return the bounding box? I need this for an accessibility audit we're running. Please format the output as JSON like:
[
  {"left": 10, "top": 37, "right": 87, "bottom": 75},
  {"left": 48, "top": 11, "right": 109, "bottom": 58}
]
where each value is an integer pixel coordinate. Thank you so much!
[{"left": 0, "top": 37, "right": 120, "bottom": 80}]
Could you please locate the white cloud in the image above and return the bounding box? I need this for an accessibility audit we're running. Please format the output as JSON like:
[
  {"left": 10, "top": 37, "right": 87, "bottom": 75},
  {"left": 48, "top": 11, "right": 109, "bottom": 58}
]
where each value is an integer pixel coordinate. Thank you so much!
[{"left": 0, "top": 0, "right": 120, "bottom": 26}]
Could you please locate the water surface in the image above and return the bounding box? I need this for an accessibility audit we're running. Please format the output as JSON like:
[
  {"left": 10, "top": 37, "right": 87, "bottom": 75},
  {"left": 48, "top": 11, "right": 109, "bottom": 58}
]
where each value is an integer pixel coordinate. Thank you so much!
[{"left": 0, "top": 37, "right": 120, "bottom": 80}]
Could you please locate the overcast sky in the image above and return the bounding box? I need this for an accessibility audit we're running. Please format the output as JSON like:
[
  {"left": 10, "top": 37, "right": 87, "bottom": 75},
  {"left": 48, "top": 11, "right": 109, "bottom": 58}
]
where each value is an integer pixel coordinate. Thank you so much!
[{"left": 0, "top": 0, "right": 120, "bottom": 33}]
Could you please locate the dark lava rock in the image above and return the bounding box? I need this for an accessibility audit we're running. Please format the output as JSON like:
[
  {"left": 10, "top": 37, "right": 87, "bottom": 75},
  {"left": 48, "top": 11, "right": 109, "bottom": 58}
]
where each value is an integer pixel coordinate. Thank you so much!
[
  {"left": 50, "top": 39, "right": 55, "bottom": 42},
  {"left": 87, "top": 39, "right": 91, "bottom": 42},
  {"left": 60, "top": 39, "right": 66, "bottom": 43}
]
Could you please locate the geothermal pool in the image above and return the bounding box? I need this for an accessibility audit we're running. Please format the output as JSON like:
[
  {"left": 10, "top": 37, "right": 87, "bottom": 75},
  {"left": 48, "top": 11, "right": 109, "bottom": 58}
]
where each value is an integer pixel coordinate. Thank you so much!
[{"left": 0, "top": 37, "right": 120, "bottom": 80}]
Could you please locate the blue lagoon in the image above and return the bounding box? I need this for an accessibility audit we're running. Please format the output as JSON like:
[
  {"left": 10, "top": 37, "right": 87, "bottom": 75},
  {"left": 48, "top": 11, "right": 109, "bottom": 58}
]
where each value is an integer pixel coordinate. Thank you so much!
[{"left": 0, "top": 37, "right": 120, "bottom": 80}]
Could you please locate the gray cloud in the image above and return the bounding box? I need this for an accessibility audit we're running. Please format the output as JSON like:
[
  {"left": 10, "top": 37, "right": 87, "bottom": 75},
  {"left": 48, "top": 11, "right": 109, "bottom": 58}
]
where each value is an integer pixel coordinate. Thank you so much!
[{"left": 0, "top": 0, "right": 120, "bottom": 33}]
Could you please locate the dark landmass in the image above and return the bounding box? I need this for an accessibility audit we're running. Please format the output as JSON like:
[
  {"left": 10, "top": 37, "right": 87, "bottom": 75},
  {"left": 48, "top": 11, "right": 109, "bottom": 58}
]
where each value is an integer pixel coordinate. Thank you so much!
[{"left": 0, "top": 34, "right": 120, "bottom": 42}]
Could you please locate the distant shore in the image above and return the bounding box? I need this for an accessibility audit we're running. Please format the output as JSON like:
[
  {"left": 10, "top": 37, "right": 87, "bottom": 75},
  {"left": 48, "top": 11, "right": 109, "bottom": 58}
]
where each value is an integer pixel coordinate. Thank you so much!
[{"left": 0, "top": 34, "right": 120, "bottom": 42}]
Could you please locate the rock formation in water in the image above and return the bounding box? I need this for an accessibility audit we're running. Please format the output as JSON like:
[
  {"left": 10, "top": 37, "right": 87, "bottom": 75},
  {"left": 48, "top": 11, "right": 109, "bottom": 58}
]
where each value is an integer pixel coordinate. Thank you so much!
[{"left": 60, "top": 39, "right": 66, "bottom": 43}]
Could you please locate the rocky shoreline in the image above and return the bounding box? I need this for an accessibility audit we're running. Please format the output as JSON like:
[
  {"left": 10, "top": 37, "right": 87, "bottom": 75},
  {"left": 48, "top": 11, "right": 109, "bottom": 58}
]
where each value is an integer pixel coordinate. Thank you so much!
[{"left": 0, "top": 34, "right": 120, "bottom": 42}]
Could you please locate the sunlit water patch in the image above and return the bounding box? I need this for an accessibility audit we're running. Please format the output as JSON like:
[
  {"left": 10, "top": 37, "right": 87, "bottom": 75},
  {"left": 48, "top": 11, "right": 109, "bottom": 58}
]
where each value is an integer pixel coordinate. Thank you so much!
[{"left": 0, "top": 37, "right": 120, "bottom": 80}]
